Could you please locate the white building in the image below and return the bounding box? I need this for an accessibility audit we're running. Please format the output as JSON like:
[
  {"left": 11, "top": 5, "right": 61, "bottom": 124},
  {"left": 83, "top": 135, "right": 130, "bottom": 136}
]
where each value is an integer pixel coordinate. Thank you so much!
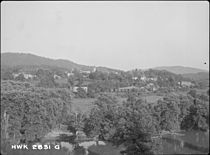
[
  {"left": 54, "top": 74, "right": 62, "bottom": 79},
  {"left": 23, "top": 73, "right": 36, "bottom": 79},
  {"left": 179, "top": 81, "right": 194, "bottom": 87},
  {"left": 132, "top": 77, "right": 138, "bottom": 80},
  {"left": 140, "top": 76, "right": 147, "bottom": 81},
  {"left": 73, "top": 86, "right": 88, "bottom": 93},
  {"left": 149, "top": 77, "right": 157, "bottom": 81},
  {"left": 92, "top": 67, "right": 97, "bottom": 72},
  {"left": 67, "top": 72, "right": 74, "bottom": 77},
  {"left": 12, "top": 73, "right": 21, "bottom": 78},
  {"left": 13, "top": 73, "right": 36, "bottom": 79},
  {"left": 80, "top": 70, "right": 91, "bottom": 74}
]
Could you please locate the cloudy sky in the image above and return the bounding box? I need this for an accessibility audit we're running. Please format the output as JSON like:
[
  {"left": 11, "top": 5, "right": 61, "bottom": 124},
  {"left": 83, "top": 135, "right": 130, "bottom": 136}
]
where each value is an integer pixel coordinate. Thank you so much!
[{"left": 1, "top": 1, "right": 209, "bottom": 71}]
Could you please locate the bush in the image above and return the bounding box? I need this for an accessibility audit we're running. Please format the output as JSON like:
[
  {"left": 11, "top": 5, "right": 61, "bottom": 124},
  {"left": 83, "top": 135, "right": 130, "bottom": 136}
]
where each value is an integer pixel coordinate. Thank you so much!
[
  {"left": 75, "top": 87, "right": 87, "bottom": 98},
  {"left": 187, "top": 89, "right": 197, "bottom": 98}
]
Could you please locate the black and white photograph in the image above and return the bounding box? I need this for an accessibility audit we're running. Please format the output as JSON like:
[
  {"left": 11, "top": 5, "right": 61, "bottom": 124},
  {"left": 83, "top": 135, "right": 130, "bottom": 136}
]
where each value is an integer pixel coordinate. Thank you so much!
[{"left": 1, "top": 1, "right": 209, "bottom": 155}]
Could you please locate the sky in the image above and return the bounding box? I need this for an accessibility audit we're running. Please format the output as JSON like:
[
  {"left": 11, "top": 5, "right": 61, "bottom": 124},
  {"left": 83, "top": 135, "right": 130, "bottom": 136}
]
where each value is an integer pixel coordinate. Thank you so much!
[{"left": 1, "top": 1, "right": 209, "bottom": 71}]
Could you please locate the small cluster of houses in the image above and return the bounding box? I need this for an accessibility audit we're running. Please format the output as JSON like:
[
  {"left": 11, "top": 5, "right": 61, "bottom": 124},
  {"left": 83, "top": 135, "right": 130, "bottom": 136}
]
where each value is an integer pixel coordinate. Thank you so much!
[
  {"left": 64, "top": 67, "right": 97, "bottom": 79},
  {"left": 72, "top": 86, "right": 88, "bottom": 93},
  {"left": 132, "top": 76, "right": 158, "bottom": 82},
  {"left": 53, "top": 74, "right": 62, "bottom": 79},
  {"left": 13, "top": 72, "right": 64, "bottom": 80},
  {"left": 12, "top": 72, "right": 37, "bottom": 80},
  {"left": 50, "top": 67, "right": 97, "bottom": 80},
  {"left": 71, "top": 80, "right": 195, "bottom": 95},
  {"left": 11, "top": 69, "right": 195, "bottom": 95},
  {"left": 178, "top": 81, "right": 195, "bottom": 88},
  {"left": 65, "top": 69, "right": 75, "bottom": 78}
]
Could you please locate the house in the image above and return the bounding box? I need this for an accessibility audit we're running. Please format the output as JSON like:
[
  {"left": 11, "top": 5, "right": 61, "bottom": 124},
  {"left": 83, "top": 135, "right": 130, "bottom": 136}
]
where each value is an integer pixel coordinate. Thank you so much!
[
  {"left": 13, "top": 72, "right": 36, "bottom": 79},
  {"left": 73, "top": 86, "right": 88, "bottom": 93},
  {"left": 92, "top": 67, "right": 97, "bottom": 72},
  {"left": 80, "top": 70, "right": 91, "bottom": 74},
  {"left": 23, "top": 73, "right": 36, "bottom": 79},
  {"left": 132, "top": 77, "right": 138, "bottom": 80},
  {"left": 66, "top": 72, "right": 74, "bottom": 77},
  {"left": 149, "top": 77, "right": 157, "bottom": 81},
  {"left": 179, "top": 81, "right": 194, "bottom": 87},
  {"left": 54, "top": 74, "right": 62, "bottom": 79},
  {"left": 12, "top": 73, "right": 21, "bottom": 78},
  {"left": 140, "top": 76, "right": 147, "bottom": 81}
]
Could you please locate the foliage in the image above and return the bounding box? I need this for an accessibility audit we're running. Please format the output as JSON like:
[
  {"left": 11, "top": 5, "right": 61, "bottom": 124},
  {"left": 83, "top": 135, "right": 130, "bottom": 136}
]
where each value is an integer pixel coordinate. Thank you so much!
[
  {"left": 181, "top": 96, "right": 209, "bottom": 131},
  {"left": 84, "top": 94, "right": 118, "bottom": 139},
  {"left": 187, "top": 89, "right": 197, "bottom": 98},
  {"left": 89, "top": 71, "right": 108, "bottom": 81},
  {"left": 15, "top": 73, "right": 25, "bottom": 81},
  {"left": 112, "top": 95, "right": 161, "bottom": 155},
  {"left": 75, "top": 87, "right": 87, "bottom": 98},
  {"left": 1, "top": 69, "right": 14, "bottom": 80},
  {"left": 197, "top": 80, "right": 209, "bottom": 89},
  {"left": 87, "top": 86, "right": 96, "bottom": 98},
  {"left": 84, "top": 94, "right": 161, "bottom": 154},
  {"left": 72, "top": 69, "right": 84, "bottom": 86},
  {"left": 67, "top": 76, "right": 75, "bottom": 88},
  {"left": 154, "top": 95, "right": 181, "bottom": 131},
  {"left": 36, "top": 69, "right": 57, "bottom": 88},
  {"left": 178, "top": 95, "right": 192, "bottom": 123},
  {"left": 1, "top": 80, "right": 72, "bottom": 146},
  {"left": 63, "top": 111, "right": 87, "bottom": 133}
]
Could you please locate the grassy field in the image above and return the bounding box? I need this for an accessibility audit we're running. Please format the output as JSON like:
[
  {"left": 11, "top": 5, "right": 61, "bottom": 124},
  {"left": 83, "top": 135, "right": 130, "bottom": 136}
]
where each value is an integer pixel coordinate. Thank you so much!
[{"left": 70, "top": 95, "right": 163, "bottom": 114}]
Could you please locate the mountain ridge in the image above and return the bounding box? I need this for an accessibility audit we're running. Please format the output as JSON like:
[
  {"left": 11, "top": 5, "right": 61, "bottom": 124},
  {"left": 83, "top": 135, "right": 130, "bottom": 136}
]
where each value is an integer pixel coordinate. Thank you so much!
[
  {"left": 153, "top": 66, "right": 208, "bottom": 74},
  {"left": 1, "top": 52, "right": 208, "bottom": 74},
  {"left": 1, "top": 52, "right": 121, "bottom": 73}
]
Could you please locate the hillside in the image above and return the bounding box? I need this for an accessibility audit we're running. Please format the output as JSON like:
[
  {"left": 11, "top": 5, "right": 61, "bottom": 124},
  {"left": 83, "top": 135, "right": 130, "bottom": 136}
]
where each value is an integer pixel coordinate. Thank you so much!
[
  {"left": 153, "top": 66, "right": 208, "bottom": 74},
  {"left": 182, "top": 72, "right": 209, "bottom": 81},
  {"left": 1, "top": 52, "right": 121, "bottom": 73},
  {"left": 2, "top": 53, "right": 208, "bottom": 77}
]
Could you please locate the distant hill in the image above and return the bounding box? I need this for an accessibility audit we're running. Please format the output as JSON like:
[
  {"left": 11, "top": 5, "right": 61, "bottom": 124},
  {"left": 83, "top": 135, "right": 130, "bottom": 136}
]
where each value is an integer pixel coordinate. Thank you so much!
[
  {"left": 2, "top": 53, "right": 208, "bottom": 78},
  {"left": 182, "top": 72, "right": 209, "bottom": 82},
  {"left": 1, "top": 52, "right": 121, "bottom": 73},
  {"left": 153, "top": 66, "right": 208, "bottom": 74}
]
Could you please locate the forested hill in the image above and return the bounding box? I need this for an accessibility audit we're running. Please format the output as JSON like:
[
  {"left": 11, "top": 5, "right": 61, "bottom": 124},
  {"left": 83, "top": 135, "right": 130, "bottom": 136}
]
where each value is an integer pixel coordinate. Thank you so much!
[
  {"left": 153, "top": 66, "right": 208, "bottom": 74},
  {"left": 1, "top": 52, "right": 121, "bottom": 73},
  {"left": 1, "top": 52, "right": 208, "bottom": 79},
  {"left": 182, "top": 72, "right": 209, "bottom": 81},
  {"left": 182, "top": 72, "right": 209, "bottom": 88}
]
